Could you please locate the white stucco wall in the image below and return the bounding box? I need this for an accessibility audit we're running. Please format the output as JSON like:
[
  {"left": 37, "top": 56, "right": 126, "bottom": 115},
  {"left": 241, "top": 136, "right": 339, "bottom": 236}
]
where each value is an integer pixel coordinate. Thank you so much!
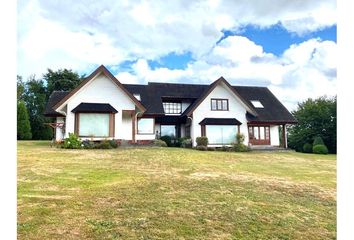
[
  {"left": 270, "top": 125, "right": 280, "bottom": 146},
  {"left": 59, "top": 73, "right": 136, "bottom": 139},
  {"left": 191, "top": 82, "right": 249, "bottom": 147},
  {"left": 55, "top": 117, "right": 65, "bottom": 141}
]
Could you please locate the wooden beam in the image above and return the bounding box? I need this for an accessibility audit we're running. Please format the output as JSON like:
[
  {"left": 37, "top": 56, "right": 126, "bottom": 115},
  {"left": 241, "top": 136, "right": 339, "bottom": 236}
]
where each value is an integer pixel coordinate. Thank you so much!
[{"left": 282, "top": 124, "right": 286, "bottom": 148}]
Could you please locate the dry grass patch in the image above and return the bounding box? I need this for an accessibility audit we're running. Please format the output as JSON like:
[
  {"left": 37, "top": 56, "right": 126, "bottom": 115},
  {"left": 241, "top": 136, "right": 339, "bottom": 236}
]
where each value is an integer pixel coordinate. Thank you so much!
[{"left": 18, "top": 141, "right": 336, "bottom": 239}]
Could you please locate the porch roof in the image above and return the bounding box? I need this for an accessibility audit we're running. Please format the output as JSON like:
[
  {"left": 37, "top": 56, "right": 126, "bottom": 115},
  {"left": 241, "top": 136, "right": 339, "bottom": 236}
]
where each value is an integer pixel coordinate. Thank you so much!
[
  {"left": 71, "top": 103, "right": 118, "bottom": 113},
  {"left": 199, "top": 118, "right": 242, "bottom": 125}
]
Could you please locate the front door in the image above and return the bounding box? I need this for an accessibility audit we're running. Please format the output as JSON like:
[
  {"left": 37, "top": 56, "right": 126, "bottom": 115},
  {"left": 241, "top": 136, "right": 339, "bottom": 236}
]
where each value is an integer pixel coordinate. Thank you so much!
[{"left": 248, "top": 126, "right": 270, "bottom": 145}]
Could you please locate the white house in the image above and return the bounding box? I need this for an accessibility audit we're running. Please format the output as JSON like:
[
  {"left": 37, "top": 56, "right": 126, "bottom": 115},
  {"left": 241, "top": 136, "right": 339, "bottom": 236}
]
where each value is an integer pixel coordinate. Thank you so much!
[{"left": 44, "top": 65, "right": 297, "bottom": 147}]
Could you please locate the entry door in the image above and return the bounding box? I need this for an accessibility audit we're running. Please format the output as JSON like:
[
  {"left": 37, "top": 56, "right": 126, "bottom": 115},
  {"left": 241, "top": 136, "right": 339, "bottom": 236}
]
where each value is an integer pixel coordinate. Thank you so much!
[{"left": 248, "top": 126, "right": 270, "bottom": 145}]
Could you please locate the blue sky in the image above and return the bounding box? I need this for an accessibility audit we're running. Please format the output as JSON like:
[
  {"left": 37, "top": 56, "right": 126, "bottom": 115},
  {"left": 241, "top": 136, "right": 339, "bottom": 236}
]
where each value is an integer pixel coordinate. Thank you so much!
[
  {"left": 117, "top": 24, "right": 337, "bottom": 72},
  {"left": 17, "top": 0, "right": 337, "bottom": 110}
]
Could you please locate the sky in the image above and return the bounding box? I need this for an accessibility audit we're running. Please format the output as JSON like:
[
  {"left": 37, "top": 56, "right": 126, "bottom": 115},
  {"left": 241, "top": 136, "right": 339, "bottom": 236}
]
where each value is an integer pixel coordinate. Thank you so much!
[{"left": 17, "top": 0, "right": 337, "bottom": 111}]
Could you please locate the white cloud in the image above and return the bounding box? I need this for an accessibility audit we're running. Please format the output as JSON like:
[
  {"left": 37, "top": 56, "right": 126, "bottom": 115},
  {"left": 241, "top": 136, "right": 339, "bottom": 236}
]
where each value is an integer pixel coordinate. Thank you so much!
[
  {"left": 18, "top": 0, "right": 336, "bottom": 77},
  {"left": 17, "top": 0, "right": 336, "bottom": 110},
  {"left": 117, "top": 37, "right": 336, "bottom": 111}
]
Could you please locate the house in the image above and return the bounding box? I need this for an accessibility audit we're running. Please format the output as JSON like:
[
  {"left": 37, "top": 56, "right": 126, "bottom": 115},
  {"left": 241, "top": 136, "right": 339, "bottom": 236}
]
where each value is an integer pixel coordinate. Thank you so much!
[{"left": 44, "top": 65, "right": 297, "bottom": 147}]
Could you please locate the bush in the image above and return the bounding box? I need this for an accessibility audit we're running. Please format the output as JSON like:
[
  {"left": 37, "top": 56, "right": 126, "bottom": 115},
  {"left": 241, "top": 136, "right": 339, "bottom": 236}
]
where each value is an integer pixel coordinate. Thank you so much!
[
  {"left": 82, "top": 140, "right": 95, "bottom": 149},
  {"left": 196, "top": 137, "right": 208, "bottom": 146},
  {"left": 233, "top": 133, "right": 249, "bottom": 152},
  {"left": 313, "top": 144, "right": 329, "bottom": 154},
  {"left": 95, "top": 140, "right": 112, "bottom": 149},
  {"left": 313, "top": 136, "right": 325, "bottom": 146},
  {"left": 181, "top": 138, "right": 192, "bottom": 148},
  {"left": 153, "top": 139, "right": 168, "bottom": 147},
  {"left": 196, "top": 145, "right": 208, "bottom": 151},
  {"left": 160, "top": 135, "right": 173, "bottom": 147},
  {"left": 108, "top": 140, "right": 119, "bottom": 148},
  {"left": 62, "top": 133, "right": 82, "bottom": 149},
  {"left": 302, "top": 143, "right": 313, "bottom": 153},
  {"left": 233, "top": 144, "right": 250, "bottom": 152},
  {"left": 207, "top": 147, "right": 216, "bottom": 151},
  {"left": 236, "top": 133, "right": 245, "bottom": 144}
]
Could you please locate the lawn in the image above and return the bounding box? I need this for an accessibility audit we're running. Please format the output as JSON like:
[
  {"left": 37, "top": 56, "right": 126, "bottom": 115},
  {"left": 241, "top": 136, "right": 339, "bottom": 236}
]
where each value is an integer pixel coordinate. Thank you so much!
[{"left": 17, "top": 141, "right": 336, "bottom": 239}]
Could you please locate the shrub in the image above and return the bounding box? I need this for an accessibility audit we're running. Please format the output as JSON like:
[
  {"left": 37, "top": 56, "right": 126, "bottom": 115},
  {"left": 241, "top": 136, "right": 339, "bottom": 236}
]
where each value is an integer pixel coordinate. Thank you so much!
[
  {"left": 160, "top": 135, "right": 173, "bottom": 147},
  {"left": 233, "top": 133, "right": 249, "bottom": 152},
  {"left": 313, "top": 144, "right": 328, "bottom": 154},
  {"left": 302, "top": 143, "right": 313, "bottom": 153},
  {"left": 236, "top": 133, "right": 245, "bottom": 144},
  {"left": 95, "top": 140, "right": 112, "bottom": 149},
  {"left": 108, "top": 140, "right": 119, "bottom": 148},
  {"left": 313, "top": 136, "right": 325, "bottom": 146},
  {"left": 196, "top": 145, "right": 208, "bottom": 151},
  {"left": 207, "top": 147, "right": 216, "bottom": 151},
  {"left": 181, "top": 138, "right": 192, "bottom": 148},
  {"left": 233, "top": 144, "right": 250, "bottom": 152},
  {"left": 62, "top": 133, "right": 82, "bottom": 149},
  {"left": 196, "top": 137, "right": 208, "bottom": 146},
  {"left": 82, "top": 140, "right": 95, "bottom": 149},
  {"left": 153, "top": 139, "right": 168, "bottom": 147}
]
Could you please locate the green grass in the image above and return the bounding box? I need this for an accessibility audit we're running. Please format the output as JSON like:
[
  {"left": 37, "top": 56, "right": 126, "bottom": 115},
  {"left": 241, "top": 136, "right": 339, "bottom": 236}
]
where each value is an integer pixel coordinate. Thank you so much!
[{"left": 17, "top": 141, "right": 336, "bottom": 239}]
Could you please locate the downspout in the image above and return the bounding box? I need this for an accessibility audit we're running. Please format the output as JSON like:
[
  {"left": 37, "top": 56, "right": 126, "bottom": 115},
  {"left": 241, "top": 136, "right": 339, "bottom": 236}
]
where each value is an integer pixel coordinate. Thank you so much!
[{"left": 187, "top": 116, "right": 193, "bottom": 146}]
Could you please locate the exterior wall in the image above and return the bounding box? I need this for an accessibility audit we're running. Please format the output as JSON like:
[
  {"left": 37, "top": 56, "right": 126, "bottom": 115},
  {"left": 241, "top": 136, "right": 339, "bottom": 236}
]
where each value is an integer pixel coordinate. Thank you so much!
[
  {"left": 181, "top": 101, "right": 192, "bottom": 113},
  {"left": 270, "top": 125, "right": 280, "bottom": 146},
  {"left": 191, "top": 83, "right": 249, "bottom": 147},
  {"left": 121, "top": 113, "right": 133, "bottom": 140},
  {"left": 61, "top": 73, "right": 136, "bottom": 139},
  {"left": 55, "top": 117, "right": 65, "bottom": 141}
]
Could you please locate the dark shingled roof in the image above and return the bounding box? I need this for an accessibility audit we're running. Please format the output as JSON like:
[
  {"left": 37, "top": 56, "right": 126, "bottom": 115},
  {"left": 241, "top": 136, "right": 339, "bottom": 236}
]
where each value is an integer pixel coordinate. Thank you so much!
[
  {"left": 71, "top": 103, "right": 118, "bottom": 113},
  {"left": 199, "top": 118, "right": 242, "bottom": 125},
  {"left": 44, "top": 91, "right": 70, "bottom": 117},
  {"left": 233, "top": 86, "right": 297, "bottom": 123},
  {"left": 44, "top": 82, "right": 296, "bottom": 124}
]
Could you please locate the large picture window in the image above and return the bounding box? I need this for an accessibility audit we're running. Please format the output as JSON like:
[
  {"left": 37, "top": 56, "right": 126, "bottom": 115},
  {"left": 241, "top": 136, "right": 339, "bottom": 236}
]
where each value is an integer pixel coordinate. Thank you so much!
[
  {"left": 163, "top": 102, "right": 182, "bottom": 114},
  {"left": 78, "top": 113, "right": 110, "bottom": 137},
  {"left": 137, "top": 118, "right": 154, "bottom": 134},
  {"left": 206, "top": 125, "right": 236, "bottom": 144},
  {"left": 160, "top": 125, "right": 176, "bottom": 137},
  {"left": 211, "top": 99, "right": 229, "bottom": 111}
]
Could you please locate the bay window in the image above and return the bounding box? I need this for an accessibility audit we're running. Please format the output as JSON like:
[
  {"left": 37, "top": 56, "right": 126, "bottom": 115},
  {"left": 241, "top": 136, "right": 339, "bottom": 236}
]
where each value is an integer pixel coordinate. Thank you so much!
[
  {"left": 76, "top": 113, "right": 113, "bottom": 137},
  {"left": 206, "top": 125, "right": 236, "bottom": 144}
]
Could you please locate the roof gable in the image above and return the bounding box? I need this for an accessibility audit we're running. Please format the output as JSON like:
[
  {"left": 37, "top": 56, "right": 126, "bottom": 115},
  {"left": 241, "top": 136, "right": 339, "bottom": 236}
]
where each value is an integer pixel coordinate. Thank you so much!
[
  {"left": 183, "top": 77, "right": 258, "bottom": 117},
  {"left": 53, "top": 65, "right": 146, "bottom": 112}
]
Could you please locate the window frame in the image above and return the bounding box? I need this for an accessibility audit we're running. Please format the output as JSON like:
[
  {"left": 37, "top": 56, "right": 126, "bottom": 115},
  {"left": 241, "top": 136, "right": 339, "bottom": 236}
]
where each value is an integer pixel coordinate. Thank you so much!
[
  {"left": 162, "top": 101, "right": 182, "bottom": 114},
  {"left": 137, "top": 118, "right": 155, "bottom": 135},
  {"left": 211, "top": 98, "right": 229, "bottom": 111},
  {"left": 75, "top": 112, "right": 115, "bottom": 138}
]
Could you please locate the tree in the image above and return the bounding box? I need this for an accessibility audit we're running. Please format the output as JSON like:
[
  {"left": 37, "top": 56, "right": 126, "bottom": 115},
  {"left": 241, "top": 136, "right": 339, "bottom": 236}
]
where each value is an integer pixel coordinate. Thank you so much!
[
  {"left": 288, "top": 96, "right": 336, "bottom": 153},
  {"left": 17, "top": 100, "right": 32, "bottom": 140},
  {"left": 17, "top": 75, "right": 25, "bottom": 101},
  {"left": 44, "top": 68, "right": 83, "bottom": 99},
  {"left": 23, "top": 75, "right": 53, "bottom": 140}
]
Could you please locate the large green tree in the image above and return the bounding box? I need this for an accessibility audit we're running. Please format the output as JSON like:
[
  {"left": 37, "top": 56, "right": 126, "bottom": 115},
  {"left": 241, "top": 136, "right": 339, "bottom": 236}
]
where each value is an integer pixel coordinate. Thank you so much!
[
  {"left": 17, "top": 100, "right": 32, "bottom": 140},
  {"left": 23, "top": 75, "right": 53, "bottom": 140},
  {"left": 288, "top": 96, "right": 336, "bottom": 153},
  {"left": 44, "top": 68, "right": 83, "bottom": 98}
]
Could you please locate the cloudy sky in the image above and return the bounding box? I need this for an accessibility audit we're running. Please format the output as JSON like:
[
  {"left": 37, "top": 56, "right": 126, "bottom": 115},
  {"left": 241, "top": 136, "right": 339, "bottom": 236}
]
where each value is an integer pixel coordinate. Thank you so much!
[{"left": 17, "top": 0, "right": 336, "bottom": 110}]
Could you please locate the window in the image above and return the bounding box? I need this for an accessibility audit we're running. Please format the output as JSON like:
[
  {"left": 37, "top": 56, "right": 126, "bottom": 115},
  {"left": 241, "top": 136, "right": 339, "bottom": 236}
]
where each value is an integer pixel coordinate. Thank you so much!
[
  {"left": 248, "top": 126, "right": 270, "bottom": 140},
  {"left": 163, "top": 102, "right": 182, "bottom": 114},
  {"left": 206, "top": 125, "right": 236, "bottom": 144},
  {"left": 137, "top": 118, "right": 154, "bottom": 134},
  {"left": 250, "top": 100, "right": 264, "bottom": 108},
  {"left": 211, "top": 99, "right": 229, "bottom": 111},
  {"left": 78, "top": 113, "right": 110, "bottom": 137},
  {"left": 161, "top": 125, "right": 176, "bottom": 137},
  {"left": 133, "top": 94, "right": 141, "bottom": 101}
]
